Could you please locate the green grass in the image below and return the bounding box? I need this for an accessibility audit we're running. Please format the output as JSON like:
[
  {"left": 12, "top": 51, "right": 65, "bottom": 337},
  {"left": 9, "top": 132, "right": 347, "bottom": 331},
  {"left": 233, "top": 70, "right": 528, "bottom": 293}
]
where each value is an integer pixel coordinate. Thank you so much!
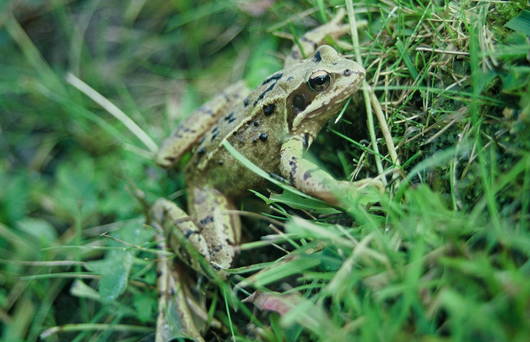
[{"left": 1, "top": 0, "right": 529, "bottom": 341}]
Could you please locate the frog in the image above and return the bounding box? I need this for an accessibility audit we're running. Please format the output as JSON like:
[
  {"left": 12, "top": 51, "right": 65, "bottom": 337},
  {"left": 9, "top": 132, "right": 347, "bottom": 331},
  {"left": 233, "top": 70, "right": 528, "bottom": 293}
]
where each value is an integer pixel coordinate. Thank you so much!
[{"left": 149, "top": 9, "right": 382, "bottom": 340}]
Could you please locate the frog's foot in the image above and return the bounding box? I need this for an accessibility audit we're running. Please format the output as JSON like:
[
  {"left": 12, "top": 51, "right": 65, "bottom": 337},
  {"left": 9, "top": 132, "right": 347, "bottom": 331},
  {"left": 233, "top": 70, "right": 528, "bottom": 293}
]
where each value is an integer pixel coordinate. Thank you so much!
[
  {"left": 280, "top": 135, "right": 384, "bottom": 206},
  {"left": 284, "top": 8, "right": 350, "bottom": 67},
  {"left": 333, "top": 178, "right": 385, "bottom": 206}
]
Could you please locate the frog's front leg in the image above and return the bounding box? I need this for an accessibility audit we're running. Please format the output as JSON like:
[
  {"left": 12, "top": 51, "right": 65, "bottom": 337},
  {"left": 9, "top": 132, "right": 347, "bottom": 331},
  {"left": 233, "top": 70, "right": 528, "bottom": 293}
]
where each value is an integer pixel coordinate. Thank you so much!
[
  {"left": 285, "top": 8, "right": 349, "bottom": 67},
  {"left": 280, "top": 135, "right": 383, "bottom": 205}
]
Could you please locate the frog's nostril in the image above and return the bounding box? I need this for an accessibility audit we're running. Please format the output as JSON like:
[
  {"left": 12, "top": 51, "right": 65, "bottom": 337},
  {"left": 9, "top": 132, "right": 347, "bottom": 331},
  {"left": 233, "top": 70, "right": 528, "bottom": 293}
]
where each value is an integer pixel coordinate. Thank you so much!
[{"left": 343, "top": 69, "right": 352, "bottom": 76}]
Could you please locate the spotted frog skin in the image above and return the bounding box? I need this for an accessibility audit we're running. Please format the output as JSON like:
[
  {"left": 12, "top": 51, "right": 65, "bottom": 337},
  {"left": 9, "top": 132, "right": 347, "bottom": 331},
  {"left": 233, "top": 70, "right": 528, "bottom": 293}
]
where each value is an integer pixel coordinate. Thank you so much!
[{"left": 150, "top": 10, "right": 381, "bottom": 340}]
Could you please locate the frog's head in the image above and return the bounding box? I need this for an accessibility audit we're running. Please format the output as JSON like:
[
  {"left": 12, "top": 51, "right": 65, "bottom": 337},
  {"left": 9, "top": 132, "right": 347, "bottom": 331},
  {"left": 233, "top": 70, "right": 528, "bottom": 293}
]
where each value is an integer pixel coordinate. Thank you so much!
[{"left": 280, "top": 45, "right": 365, "bottom": 137}]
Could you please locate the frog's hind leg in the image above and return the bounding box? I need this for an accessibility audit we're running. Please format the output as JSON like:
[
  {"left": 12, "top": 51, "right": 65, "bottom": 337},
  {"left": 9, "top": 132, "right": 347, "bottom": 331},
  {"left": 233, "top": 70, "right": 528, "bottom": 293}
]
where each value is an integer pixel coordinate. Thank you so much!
[
  {"left": 156, "top": 81, "right": 250, "bottom": 168},
  {"left": 150, "top": 198, "right": 209, "bottom": 341},
  {"left": 284, "top": 8, "right": 349, "bottom": 67},
  {"left": 151, "top": 198, "right": 212, "bottom": 265},
  {"left": 188, "top": 186, "right": 241, "bottom": 270}
]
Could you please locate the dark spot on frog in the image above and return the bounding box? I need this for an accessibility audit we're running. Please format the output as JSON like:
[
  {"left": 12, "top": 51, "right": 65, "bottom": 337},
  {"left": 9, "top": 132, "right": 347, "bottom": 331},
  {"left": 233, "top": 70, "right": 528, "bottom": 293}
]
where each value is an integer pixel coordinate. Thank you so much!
[
  {"left": 253, "top": 121, "right": 260, "bottom": 127},
  {"left": 199, "top": 216, "right": 214, "bottom": 226},
  {"left": 210, "top": 244, "right": 223, "bottom": 253},
  {"left": 288, "top": 156, "right": 297, "bottom": 184},
  {"left": 261, "top": 72, "right": 283, "bottom": 86},
  {"left": 343, "top": 69, "right": 352, "bottom": 76},
  {"left": 224, "top": 112, "right": 237, "bottom": 123},
  {"left": 210, "top": 126, "right": 220, "bottom": 141},
  {"left": 184, "top": 229, "right": 199, "bottom": 239},
  {"left": 243, "top": 97, "right": 250, "bottom": 107},
  {"left": 259, "top": 133, "right": 268, "bottom": 141},
  {"left": 312, "top": 51, "right": 322, "bottom": 63},
  {"left": 263, "top": 103, "right": 275, "bottom": 116},
  {"left": 197, "top": 147, "right": 206, "bottom": 157},
  {"left": 217, "top": 160, "right": 224, "bottom": 166},
  {"left": 303, "top": 170, "right": 312, "bottom": 181}
]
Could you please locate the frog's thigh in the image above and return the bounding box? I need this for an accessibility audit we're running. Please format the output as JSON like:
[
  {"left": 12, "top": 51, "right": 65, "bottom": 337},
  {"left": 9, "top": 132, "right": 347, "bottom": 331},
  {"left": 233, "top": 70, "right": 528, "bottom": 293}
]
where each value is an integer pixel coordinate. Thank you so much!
[
  {"left": 151, "top": 198, "right": 211, "bottom": 261},
  {"left": 157, "top": 81, "right": 251, "bottom": 167},
  {"left": 188, "top": 186, "right": 240, "bottom": 269},
  {"left": 284, "top": 8, "right": 350, "bottom": 67}
]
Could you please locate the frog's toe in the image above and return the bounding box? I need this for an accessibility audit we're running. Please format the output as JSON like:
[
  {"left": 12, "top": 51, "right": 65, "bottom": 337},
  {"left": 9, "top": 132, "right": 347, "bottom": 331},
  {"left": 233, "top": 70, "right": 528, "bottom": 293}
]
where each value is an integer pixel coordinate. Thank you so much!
[{"left": 336, "top": 179, "right": 385, "bottom": 206}]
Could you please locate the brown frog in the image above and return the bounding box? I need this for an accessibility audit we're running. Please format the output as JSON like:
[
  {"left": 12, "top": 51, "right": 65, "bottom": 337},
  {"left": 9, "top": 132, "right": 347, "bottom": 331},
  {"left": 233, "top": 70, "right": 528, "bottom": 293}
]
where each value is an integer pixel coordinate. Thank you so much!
[{"left": 150, "top": 10, "right": 381, "bottom": 340}]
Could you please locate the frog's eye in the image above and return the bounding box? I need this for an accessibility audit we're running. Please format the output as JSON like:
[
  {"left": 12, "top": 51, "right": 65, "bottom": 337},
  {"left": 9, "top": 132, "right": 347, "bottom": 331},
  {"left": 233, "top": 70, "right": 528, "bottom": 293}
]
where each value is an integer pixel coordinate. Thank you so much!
[{"left": 308, "top": 70, "right": 331, "bottom": 92}]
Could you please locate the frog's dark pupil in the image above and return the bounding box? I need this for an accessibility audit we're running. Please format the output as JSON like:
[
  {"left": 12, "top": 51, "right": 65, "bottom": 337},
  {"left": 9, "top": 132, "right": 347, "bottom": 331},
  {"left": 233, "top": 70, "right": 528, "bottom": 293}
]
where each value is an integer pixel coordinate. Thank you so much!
[
  {"left": 293, "top": 94, "right": 306, "bottom": 112},
  {"left": 314, "top": 76, "right": 326, "bottom": 85},
  {"left": 308, "top": 73, "right": 330, "bottom": 91}
]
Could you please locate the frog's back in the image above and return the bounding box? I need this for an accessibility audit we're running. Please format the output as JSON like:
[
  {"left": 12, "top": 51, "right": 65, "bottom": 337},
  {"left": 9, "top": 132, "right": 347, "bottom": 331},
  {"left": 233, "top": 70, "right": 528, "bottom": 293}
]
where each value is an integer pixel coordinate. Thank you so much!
[{"left": 186, "top": 74, "right": 289, "bottom": 197}]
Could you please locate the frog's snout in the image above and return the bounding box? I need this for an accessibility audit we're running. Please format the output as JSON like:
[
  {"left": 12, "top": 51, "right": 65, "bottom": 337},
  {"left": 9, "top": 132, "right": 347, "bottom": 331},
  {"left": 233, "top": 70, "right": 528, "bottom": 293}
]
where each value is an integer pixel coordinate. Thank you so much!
[{"left": 344, "top": 60, "right": 365, "bottom": 79}]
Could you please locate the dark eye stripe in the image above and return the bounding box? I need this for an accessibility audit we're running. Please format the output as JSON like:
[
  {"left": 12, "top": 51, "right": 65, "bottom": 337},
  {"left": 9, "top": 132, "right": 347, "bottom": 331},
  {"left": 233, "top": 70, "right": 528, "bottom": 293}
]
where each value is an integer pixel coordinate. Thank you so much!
[{"left": 293, "top": 94, "right": 307, "bottom": 113}]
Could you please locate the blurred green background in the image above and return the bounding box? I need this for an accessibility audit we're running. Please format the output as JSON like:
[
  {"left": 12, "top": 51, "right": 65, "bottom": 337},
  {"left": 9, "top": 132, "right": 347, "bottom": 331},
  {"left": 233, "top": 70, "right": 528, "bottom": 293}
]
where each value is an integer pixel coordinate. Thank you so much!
[{"left": 1, "top": 0, "right": 529, "bottom": 341}]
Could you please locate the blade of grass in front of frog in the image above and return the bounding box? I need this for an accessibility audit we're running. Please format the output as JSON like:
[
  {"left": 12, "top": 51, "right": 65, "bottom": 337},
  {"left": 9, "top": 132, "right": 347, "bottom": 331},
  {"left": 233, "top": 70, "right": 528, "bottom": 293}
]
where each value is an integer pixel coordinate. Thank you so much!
[
  {"left": 66, "top": 73, "right": 158, "bottom": 154},
  {"left": 221, "top": 140, "right": 317, "bottom": 201},
  {"left": 269, "top": 191, "right": 340, "bottom": 214},
  {"left": 334, "top": 97, "right": 351, "bottom": 124}
]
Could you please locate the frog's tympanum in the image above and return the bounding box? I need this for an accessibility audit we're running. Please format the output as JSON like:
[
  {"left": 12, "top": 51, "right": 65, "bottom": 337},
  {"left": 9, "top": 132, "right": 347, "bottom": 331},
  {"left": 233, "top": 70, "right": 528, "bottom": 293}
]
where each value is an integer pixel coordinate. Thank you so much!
[{"left": 150, "top": 10, "right": 381, "bottom": 341}]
